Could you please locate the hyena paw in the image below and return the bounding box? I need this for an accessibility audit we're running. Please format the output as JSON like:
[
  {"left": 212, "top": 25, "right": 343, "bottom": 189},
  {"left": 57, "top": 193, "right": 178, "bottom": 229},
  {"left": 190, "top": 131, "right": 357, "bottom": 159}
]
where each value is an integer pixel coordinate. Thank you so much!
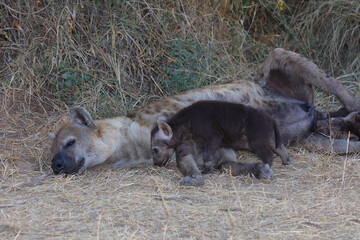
[
  {"left": 201, "top": 168, "right": 214, "bottom": 175},
  {"left": 180, "top": 174, "right": 205, "bottom": 186},
  {"left": 256, "top": 163, "right": 274, "bottom": 180},
  {"left": 282, "top": 157, "right": 292, "bottom": 165}
]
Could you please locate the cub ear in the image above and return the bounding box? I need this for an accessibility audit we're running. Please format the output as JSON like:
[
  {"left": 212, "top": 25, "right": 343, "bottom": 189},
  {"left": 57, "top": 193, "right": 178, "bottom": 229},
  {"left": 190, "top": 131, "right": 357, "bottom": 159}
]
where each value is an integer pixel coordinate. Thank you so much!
[
  {"left": 69, "top": 106, "right": 98, "bottom": 130},
  {"left": 343, "top": 111, "right": 359, "bottom": 124},
  {"left": 157, "top": 118, "right": 173, "bottom": 140}
]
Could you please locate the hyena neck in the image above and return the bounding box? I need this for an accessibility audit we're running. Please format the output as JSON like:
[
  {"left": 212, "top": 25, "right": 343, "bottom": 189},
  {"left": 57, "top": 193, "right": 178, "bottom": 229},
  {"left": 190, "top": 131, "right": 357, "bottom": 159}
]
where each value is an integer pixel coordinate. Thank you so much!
[{"left": 93, "top": 116, "right": 153, "bottom": 168}]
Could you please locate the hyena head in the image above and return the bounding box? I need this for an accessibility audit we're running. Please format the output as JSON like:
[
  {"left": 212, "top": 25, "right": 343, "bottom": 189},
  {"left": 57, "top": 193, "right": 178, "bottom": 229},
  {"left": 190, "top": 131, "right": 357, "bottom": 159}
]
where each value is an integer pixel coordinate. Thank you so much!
[
  {"left": 151, "top": 116, "right": 176, "bottom": 166},
  {"left": 49, "top": 107, "right": 98, "bottom": 174},
  {"left": 317, "top": 111, "right": 360, "bottom": 140}
]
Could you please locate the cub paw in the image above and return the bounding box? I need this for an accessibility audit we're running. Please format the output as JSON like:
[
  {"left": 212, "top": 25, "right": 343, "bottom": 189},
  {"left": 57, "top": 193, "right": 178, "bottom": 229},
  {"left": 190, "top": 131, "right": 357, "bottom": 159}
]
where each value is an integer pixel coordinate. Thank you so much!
[
  {"left": 201, "top": 167, "right": 213, "bottom": 175},
  {"left": 201, "top": 163, "right": 214, "bottom": 174},
  {"left": 282, "top": 157, "right": 292, "bottom": 165},
  {"left": 180, "top": 174, "right": 205, "bottom": 186},
  {"left": 256, "top": 163, "right": 274, "bottom": 180}
]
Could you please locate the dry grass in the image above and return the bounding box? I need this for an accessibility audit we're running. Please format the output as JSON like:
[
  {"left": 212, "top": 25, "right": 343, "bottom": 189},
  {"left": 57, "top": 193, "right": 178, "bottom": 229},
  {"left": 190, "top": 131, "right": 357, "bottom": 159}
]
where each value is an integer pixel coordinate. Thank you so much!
[
  {"left": 1, "top": 104, "right": 360, "bottom": 239},
  {"left": 2, "top": 0, "right": 358, "bottom": 117},
  {"left": 1, "top": 88, "right": 360, "bottom": 239},
  {"left": 1, "top": 0, "right": 360, "bottom": 239}
]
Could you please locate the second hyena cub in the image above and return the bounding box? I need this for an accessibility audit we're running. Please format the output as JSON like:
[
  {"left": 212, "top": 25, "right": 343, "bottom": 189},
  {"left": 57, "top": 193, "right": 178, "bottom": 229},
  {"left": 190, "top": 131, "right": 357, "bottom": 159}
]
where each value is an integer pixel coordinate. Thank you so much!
[{"left": 151, "top": 101, "right": 292, "bottom": 176}]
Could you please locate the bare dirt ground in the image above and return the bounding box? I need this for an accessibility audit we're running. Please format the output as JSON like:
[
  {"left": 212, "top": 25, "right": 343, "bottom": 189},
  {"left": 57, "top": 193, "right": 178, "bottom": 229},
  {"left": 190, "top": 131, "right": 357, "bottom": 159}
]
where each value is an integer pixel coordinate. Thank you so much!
[{"left": 1, "top": 93, "right": 360, "bottom": 240}]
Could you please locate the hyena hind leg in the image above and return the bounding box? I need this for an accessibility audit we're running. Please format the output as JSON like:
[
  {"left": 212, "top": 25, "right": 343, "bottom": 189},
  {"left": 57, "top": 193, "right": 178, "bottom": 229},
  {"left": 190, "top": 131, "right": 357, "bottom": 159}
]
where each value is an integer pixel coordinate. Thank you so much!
[
  {"left": 271, "top": 143, "right": 292, "bottom": 165},
  {"left": 202, "top": 134, "right": 222, "bottom": 175},
  {"left": 253, "top": 145, "right": 276, "bottom": 167},
  {"left": 216, "top": 148, "right": 273, "bottom": 179},
  {"left": 218, "top": 161, "right": 274, "bottom": 180}
]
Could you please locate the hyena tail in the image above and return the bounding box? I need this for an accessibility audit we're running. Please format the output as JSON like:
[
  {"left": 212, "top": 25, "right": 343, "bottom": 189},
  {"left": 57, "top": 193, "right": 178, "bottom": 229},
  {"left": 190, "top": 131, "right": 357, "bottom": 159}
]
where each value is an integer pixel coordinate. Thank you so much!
[{"left": 274, "top": 121, "right": 281, "bottom": 149}]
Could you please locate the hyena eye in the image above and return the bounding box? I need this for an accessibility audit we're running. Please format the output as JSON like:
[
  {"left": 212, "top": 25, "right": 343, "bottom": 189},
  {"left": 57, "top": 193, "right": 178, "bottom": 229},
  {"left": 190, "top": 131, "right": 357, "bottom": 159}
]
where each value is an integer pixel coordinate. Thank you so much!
[
  {"left": 65, "top": 140, "right": 76, "bottom": 148},
  {"left": 153, "top": 148, "right": 159, "bottom": 154}
]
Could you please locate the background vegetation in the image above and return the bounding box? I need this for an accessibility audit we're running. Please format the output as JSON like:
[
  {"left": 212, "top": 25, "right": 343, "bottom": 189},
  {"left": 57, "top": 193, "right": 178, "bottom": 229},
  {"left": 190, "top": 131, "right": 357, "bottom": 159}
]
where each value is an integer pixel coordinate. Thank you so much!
[{"left": 1, "top": 0, "right": 359, "bottom": 117}]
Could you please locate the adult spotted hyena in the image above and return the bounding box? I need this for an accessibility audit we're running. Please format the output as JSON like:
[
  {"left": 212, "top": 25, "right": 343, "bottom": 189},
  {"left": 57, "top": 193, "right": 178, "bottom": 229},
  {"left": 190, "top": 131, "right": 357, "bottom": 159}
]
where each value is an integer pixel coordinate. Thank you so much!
[{"left": 49, "top": 48, "right": 360, "bottom": 177}]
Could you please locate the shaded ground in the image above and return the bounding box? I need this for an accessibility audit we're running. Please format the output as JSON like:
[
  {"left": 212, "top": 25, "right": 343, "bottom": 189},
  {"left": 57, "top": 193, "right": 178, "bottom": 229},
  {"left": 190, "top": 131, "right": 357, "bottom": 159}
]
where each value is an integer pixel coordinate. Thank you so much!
[{"left": 1, "top": 93, "right": 360, "bottom": 239}]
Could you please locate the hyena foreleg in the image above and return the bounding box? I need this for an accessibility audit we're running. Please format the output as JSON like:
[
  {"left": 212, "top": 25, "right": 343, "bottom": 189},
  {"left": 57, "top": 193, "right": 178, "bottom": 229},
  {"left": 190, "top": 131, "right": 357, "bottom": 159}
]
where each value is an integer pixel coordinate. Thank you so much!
[{"left": 300, "top": 133, "right": 360, "bottom": 154}]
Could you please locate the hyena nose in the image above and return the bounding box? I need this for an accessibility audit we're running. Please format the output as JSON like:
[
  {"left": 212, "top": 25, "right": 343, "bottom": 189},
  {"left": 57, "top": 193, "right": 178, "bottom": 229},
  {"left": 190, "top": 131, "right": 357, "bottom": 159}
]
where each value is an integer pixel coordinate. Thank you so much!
[{"left": 51, "top": 158, "right": 64, "bottom": 174}]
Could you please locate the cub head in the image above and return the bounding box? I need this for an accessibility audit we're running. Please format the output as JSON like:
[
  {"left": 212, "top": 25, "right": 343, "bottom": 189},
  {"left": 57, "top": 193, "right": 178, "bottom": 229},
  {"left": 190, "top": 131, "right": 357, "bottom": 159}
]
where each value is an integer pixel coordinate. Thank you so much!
[
  {"left": 327, "top": 111, "right": 360, "bottom": 140},
  {"left": 151, "top": 116, "right": 175, "bottom": 166},
  {"left": 49, "top": 106, "right": 98, "bottom": 174},
  {"left": 343, "top": 111, "right": 360, "bottom": 139}
]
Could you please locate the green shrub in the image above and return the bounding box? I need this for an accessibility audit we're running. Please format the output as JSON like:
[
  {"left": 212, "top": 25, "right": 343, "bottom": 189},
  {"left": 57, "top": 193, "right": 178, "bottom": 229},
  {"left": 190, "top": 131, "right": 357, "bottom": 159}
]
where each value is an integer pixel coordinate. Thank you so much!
[{"left": 162, "top": 39, "right": 222, "bottom": 94}]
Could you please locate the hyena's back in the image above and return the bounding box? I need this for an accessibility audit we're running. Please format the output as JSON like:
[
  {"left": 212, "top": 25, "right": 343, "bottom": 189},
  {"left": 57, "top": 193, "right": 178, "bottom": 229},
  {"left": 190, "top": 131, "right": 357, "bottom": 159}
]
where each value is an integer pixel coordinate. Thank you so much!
[{"left": 128, "top": 80, "right": 266, "bottom": 129}]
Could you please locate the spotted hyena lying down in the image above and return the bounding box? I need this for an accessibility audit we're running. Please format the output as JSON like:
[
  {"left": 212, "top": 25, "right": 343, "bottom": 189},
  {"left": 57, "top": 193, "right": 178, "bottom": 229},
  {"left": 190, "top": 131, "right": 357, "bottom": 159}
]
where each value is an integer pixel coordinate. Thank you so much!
[
  {"left": 151, "top": 101, "right": 303, "bottom": 186},
  {"left": 49, "top": 48, "right": 360, "bottom": 178}
]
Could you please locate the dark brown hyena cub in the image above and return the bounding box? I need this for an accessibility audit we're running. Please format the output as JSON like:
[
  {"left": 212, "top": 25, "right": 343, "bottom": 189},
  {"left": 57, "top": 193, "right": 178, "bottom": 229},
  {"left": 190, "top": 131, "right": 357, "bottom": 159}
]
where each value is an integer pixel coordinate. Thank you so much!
[{"left": 151, "top": 100, "right": 292, "bottom": 178}]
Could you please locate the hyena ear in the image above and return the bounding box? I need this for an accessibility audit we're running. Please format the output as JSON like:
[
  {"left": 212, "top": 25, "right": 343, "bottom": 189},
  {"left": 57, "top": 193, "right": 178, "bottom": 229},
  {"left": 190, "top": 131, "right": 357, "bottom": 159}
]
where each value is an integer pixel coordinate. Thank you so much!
[
  {"left": 69, "top": 106, "right": 98, "bottom": 130},
  {"left": 343, "top": 112, "right": 359, "bottom": 124},
  {"left": 48, "top": 132, "right": 55, "bottom": 140},
  {"left": 157, "top": 119, "right": 173, "bottom": 139}
]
